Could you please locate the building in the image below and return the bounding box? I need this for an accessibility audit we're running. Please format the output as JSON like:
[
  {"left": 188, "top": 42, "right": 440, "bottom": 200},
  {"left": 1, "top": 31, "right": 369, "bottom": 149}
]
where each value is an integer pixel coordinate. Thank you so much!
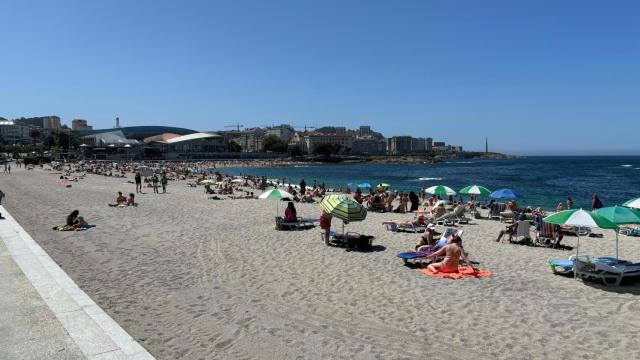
[
  {"left": 388, "top": 136, "right": 412, "bottom": 155},
  {"left": 411, "top": 137, "right": 426, "bottom": 153},
  {"left": 0, "top": 121, "right": 32, "bottom": 144},
  {"left": 426, "top": 137, "right": 433, "bottom": 152},
  {"left": 264, "top": 124, "right": 295, "bottom": 142},
  {"left": 72, "top": 119, "right": 93, "bottom": 131},
  {"left": 358, "top": 126, "right": 372, "bottom": 137},
  {"left": 293, "top": 132, "right": 355, "bottom": 154},
  {"left": 146, "top": 132, "right": 227, "bottom": 160},
  {"left": 352, "top": 137, "right": 386, "bottom": 155},
  {"left": 432, "top": 141, "right": 446, "bottom": 151},
  {"left": 80, "top": 129, "right": 140, "bottom": 147},
  {"left": 233, "top": 128, "right": 265, "bottom": 152},
  {"left": 14, "top": 115, "right": 61, "bottom": 129}
]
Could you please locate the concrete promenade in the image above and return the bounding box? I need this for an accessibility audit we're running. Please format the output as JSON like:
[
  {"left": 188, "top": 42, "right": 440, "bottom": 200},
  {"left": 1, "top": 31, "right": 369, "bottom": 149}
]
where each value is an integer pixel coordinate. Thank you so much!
[{"left": 0, "top": 205, "right": 154, "bottom": 360}]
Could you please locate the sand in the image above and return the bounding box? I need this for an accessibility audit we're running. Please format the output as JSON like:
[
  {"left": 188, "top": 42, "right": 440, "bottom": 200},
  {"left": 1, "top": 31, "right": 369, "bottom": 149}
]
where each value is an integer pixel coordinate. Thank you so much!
[{"left": 2, "top": 167, "right": 640, "bottom": 359}]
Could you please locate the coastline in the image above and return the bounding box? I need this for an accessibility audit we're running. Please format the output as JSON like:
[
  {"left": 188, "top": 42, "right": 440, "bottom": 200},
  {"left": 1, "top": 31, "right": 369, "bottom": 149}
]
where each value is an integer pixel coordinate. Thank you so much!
[{"left": 1, "top": 166, "right": 639, "bottom": 359}]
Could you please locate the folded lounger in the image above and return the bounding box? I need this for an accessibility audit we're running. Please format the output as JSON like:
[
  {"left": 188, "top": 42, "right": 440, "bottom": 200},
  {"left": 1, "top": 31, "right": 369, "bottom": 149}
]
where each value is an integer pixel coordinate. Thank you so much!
[{"left": 549, "top": 256, "right": 639, "bottom": 282}]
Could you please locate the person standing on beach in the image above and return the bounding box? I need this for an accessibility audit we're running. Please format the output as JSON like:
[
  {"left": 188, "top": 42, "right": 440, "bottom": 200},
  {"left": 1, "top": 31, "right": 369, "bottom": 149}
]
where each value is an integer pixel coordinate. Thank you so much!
[
  {"left": 135, "top": 172, "right": 142, "bottom": 194},
  {"left": 3, "top": 162, "right": 7, "bottom": 174},
  {"left": 320, "top": 210, "right": 332, "bottom": 246},
  {"left": 0, "top": 189, "right": 5, "bottom": 205},
  {"left": 151, "top": 174, "right": 159, "bottom": 194},
  {"left": 300, "top": 178, "right": 306, "bottom": 195},
  {"left": 567, "top": 196, "right": 574, "bottom": 210},
  {"left": 592, "top": 193, "right": 603, "bottom": 211},
  {"left": 161, "top": 173, "right": 168, "bottom": 193},
  {"left": 7, "top": 163, "right": 10, "bottom": 174}
]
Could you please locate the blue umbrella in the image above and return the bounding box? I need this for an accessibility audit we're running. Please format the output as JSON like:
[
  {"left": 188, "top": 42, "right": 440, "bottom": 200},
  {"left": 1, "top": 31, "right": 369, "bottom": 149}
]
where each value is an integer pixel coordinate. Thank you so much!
[
  {"left": 357, "top": 182, "right": 372, "bottom": 188},
  {"left": 490, "top": 188, "right": 522, "bottom": 199}
]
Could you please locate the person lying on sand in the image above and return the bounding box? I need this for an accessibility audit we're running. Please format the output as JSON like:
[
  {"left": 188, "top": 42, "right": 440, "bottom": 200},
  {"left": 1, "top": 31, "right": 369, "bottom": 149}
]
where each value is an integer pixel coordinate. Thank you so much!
[
  {"left": 108, "top": 192, "right": 128, "bottom": 207},
  {"left": 66, "top": 210, "right": 90, "bottom": 229},
  {"left": 427, "top": 235, "right": 475, "bottom": 273}
]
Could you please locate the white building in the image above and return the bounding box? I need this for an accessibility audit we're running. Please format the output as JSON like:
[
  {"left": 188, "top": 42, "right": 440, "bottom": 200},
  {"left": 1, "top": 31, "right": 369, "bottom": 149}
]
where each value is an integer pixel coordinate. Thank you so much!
[{"left": 0, "top": 121, "right": 32, "bottom": 144}]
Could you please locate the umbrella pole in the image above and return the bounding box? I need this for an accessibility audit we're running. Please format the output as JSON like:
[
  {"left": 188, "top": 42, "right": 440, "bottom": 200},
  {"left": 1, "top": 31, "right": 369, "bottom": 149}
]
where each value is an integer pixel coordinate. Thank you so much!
[{"left": 616, "top": 232, "right": 619, "bottom": 259}]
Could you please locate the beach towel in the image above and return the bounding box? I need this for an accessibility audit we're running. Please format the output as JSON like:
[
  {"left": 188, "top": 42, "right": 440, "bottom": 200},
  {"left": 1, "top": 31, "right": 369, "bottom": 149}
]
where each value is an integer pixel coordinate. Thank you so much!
[{"left": 418, "top": 266, "right": 493, "bottom": 279}]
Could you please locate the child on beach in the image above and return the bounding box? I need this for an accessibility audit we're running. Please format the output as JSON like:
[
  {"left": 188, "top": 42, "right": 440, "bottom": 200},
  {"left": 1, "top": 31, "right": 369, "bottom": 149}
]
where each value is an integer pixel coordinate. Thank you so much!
[{"left": 320, "top": 210, "right": 332, "bottom": 246}]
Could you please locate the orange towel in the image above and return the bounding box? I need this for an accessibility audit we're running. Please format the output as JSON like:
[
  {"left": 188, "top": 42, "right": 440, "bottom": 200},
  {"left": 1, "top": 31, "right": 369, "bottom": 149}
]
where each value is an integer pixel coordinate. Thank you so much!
[{"left": 418, "top": 266, "right": 493, "bottom": 279}]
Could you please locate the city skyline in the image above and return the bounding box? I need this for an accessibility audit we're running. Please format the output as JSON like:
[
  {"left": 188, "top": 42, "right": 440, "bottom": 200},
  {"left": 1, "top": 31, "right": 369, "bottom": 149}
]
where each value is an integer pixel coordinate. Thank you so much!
[{"left": 2, "top": 0, "right": 639, "bottom": 156}]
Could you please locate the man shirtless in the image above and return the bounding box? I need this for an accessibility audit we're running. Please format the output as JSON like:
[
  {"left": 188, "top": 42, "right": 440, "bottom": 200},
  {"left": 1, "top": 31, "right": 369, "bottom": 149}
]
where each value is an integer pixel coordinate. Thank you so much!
[
  {"left": 426, "top": 236, "right": 475, "bottom": 273},
  {"left": 108, "top": 192, "right": 128, "bottom": 207}
]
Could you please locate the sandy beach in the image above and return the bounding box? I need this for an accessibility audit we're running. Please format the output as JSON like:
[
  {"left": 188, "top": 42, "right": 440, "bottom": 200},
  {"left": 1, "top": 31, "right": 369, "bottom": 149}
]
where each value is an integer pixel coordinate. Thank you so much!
[{"left": 2, "top": 167, "right": 640, "bottom": 359}]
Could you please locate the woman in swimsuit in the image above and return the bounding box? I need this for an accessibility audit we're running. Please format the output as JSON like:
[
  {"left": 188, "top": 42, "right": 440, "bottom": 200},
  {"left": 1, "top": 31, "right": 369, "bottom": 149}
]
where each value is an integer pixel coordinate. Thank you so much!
[{"left": 426, "top": 236, "right": 475, "bottom": 273}]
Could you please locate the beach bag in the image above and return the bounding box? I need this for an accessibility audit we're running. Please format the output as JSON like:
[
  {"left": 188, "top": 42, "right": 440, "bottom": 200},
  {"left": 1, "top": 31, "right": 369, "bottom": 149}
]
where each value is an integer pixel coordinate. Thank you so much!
[{"left": 347, "top": 235, "right": 373, "bottom": 250}]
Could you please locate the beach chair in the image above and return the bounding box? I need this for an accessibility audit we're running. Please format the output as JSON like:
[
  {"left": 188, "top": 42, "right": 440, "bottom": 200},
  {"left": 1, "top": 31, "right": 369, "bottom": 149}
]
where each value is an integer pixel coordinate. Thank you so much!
[
  {"left": 275, "top": 217, "right": 315, "bottom": 231},
  {"left": 499, "top": 211, "right": 515, "bottom": 223},
  {"left": 489, "top": 203, "right": 505, "bottom": 220},
  {"left": 511, "top": 220, "right": 531, "bottom": 242},
  {"left": 452, "top": 205, "right": 470, "bottom": 224},
  {"left": 535, "top": 221, "right": 562, "bottom": 248},
  {"left": 573, "top": 256, "right": 640, "bottom": 286},
  {"left": 382, "top": 220, "right": 427, "bottom": 233},
  {"left": 548, "top": 256, "right": 626, "bottom": 276}
]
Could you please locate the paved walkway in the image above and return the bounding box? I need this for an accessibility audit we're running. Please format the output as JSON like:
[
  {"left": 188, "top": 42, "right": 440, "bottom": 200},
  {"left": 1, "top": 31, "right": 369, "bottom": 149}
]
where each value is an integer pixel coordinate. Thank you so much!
[{"left": 0, "top": 205, "right": 154, "bottom": 359}]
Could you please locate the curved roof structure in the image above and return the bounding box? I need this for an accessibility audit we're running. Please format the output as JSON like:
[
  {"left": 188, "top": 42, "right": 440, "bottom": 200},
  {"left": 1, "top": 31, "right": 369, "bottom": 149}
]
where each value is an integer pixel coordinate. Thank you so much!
[
  {"left": 75, "top": 126, "right": 197, "bottom": 138},
  {"left": 165, "top": 132, "right": 222, "bottom": 144}
]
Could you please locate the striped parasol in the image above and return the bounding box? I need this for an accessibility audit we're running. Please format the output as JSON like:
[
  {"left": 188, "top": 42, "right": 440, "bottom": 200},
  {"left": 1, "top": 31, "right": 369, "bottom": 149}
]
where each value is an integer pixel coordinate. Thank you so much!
[
  {"left": 544, "top": 209, "right": 618, "bottom": 257},
  {"left": 623, "top": 197, "right": 640, "bottom": 209},
  {"left": 319, "top": 194, "right": 367, "bottom": 222},
  {"left": 459, "top": 185, "right": 491, "bottom": 195},
  {"left": 425, "top": 185, "right": 456, "bottom": 197}
]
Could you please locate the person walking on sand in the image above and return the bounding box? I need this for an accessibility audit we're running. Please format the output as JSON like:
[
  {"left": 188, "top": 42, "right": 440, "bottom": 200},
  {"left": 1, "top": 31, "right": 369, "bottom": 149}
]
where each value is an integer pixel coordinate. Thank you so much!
[
  {"left": 7, "top": 163, "right": 10, "bottom": 174},
  {"left": 135, "top": 171, "right": 142, "bottom": 194},
  {"left": 3, "top": 162, "right": 7, "bottom": 174}
]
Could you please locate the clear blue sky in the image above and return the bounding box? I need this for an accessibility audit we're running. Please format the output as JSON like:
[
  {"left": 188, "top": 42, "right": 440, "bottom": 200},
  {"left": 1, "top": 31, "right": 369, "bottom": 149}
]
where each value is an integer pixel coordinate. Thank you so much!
[{"left": 1, "top": 0, "right": 639, "bottom": 155}]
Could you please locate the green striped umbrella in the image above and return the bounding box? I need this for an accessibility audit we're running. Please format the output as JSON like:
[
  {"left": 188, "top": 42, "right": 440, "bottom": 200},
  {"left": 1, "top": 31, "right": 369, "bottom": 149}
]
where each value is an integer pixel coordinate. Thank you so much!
[
  {"left": 425, "top": 185, "right": 456, "bottom": 197},
  {"left": 595, "top": 206, "right": 640, "bottom": 259},
  {"left": 459, "top": 185, "right": 491, "bottom": 195},
  {"left": 320, "top": 195, "right": 367, "bottom": 222},
  {"left": 544, "top": 209, "right": 618, "bottom": 257},
  {"left": 623, "top": 197, "right": 640, "bottom": 209}
]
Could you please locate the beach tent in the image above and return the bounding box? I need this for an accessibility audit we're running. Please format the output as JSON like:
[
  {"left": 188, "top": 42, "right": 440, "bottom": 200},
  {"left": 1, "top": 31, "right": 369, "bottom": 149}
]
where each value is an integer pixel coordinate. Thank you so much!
[
  {"left": 425, "top": 185, "right": 456, "bottom": 197},
  {"left": 544, "top": 209, "right": 618, "bottom": 257},
  {"left": 320, "top": 194, "right": 367, "bottom": 234},
  {"left": 595, "top": 206, "right": 640, "bottom": 258},
  {"left": 490, "top": 188, "right": 521, "bottom": 199},
  {"left": 259, "top": 188, "right": 294, "bottom": 216},
  {"left": 623, "top": 197, "right": 640, "bottom": 209}
]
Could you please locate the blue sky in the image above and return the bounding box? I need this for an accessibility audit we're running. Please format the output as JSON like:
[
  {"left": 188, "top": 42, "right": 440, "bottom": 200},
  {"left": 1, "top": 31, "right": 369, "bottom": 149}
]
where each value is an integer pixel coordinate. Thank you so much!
[{"left": 1, "top": 0, "right": 639, "bottom": 155}]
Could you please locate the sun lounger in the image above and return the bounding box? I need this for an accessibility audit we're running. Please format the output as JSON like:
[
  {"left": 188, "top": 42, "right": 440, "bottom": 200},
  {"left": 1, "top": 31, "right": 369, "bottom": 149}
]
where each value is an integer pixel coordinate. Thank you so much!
[
  {"left": 382, "top": 220, "right": 428, "bottom": 233},
  {"left": 620, "top": 225, "right": 640, "bottom": 237},
  {"left": 561, "top": 226, "right": 591, "bottom": 237},
  {"left": 499, "top": 210, "right": 515, "bottom": 223},
  {"left": 275, "top": 217, "right": 316, "bottom": 231},
  {"left": 573, "top": 256, "right": 640, "bottom": 286}
]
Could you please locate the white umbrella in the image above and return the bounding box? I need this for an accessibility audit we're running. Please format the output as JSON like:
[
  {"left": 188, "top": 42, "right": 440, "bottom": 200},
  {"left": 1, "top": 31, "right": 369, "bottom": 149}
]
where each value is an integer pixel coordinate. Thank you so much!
[
  {"left": 425, "top": 185, "right": 456, "bottom": 196},
  {"left": 259, "top": 189, "right": 294, "bottom": 216}
]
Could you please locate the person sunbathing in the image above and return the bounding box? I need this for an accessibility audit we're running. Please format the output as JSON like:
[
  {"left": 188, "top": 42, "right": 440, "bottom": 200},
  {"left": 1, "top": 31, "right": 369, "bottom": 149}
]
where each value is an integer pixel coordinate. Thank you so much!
[
  {"left": 108, "top": 192, "right": 128, "bottom": 207},
  {"left": 66, "top": 210, "right": 90, "bottom": 229},
  {"left": 426, "top": 236, "right": 475, "bottom": 273},
  {"left": 496, "top": 213, "right": 528, "bottom": 242},
  {"left": 430, "top": 202, "right": 446, "bottom": 218}
]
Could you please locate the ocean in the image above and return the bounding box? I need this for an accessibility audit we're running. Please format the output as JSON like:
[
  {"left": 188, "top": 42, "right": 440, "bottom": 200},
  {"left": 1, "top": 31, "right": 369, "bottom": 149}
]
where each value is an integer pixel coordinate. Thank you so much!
[{"left": 222, "top": 156, "right": 640, "bottom": 210}]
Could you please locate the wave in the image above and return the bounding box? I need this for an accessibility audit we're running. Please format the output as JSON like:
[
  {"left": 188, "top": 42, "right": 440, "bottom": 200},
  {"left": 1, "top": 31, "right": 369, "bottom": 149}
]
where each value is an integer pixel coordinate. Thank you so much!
[
  {"left": 621, "top": 164, "right": 633, "bottom": 167},
  {"left": 419, "top": 177, "right": 443, "bottom": 181},
  {"left": 446, "top": 161, "right": 473, "bottom": 164}
]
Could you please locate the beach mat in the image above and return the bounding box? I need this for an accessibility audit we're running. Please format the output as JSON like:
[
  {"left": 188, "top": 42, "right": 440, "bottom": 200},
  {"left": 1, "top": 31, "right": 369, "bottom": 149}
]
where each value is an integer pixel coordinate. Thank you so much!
[{"left": 418, "top": 266, "right": 493, "bottom": 279}]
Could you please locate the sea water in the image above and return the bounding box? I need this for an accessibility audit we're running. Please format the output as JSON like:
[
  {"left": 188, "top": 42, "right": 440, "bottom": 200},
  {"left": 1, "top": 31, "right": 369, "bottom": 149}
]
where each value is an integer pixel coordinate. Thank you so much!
[{"left": 223, "top": 156, "right": 640, "bottom": 210}]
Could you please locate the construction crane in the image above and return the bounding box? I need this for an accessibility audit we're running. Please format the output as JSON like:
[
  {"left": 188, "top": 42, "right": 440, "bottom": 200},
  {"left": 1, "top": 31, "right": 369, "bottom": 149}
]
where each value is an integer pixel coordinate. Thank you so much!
[{"left": 225, "top": 123, "right": 244, "bottom": 132}]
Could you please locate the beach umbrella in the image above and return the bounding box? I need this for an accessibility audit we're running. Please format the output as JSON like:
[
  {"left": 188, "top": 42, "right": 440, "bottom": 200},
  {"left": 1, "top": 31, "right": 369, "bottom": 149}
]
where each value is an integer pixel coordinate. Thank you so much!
[
  {"left": 259, "top": 188, "right": 294, "bottom": 216},
  {"left": 459, "top": 185, "right": 491, "bottom": 196},
  {"left": 425, "top": 185, "right": 456, "bottom": 197},
  {"left": 320, "top": 194, "right": 367, "bottom": 234},
  {"left": 231, "top": 178, "right": 245, "bottom": 183},
  {"left": 198, "top": 179, "right": 215, "bottom": 185},
  {"left": 490, "top": 188, "right": 521, "bottom": 199},
  {"left": 544, "top": 209, "right": 618, "bottom": 258},
  {"left": 595, "top": 206, "right": 640, "bottom": 258},
  {"left": 357, "top": 182, "right": 372, "bottom": 188},
  {"left": 623, "top": 197, "right": 640, "bottom": 209}
]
